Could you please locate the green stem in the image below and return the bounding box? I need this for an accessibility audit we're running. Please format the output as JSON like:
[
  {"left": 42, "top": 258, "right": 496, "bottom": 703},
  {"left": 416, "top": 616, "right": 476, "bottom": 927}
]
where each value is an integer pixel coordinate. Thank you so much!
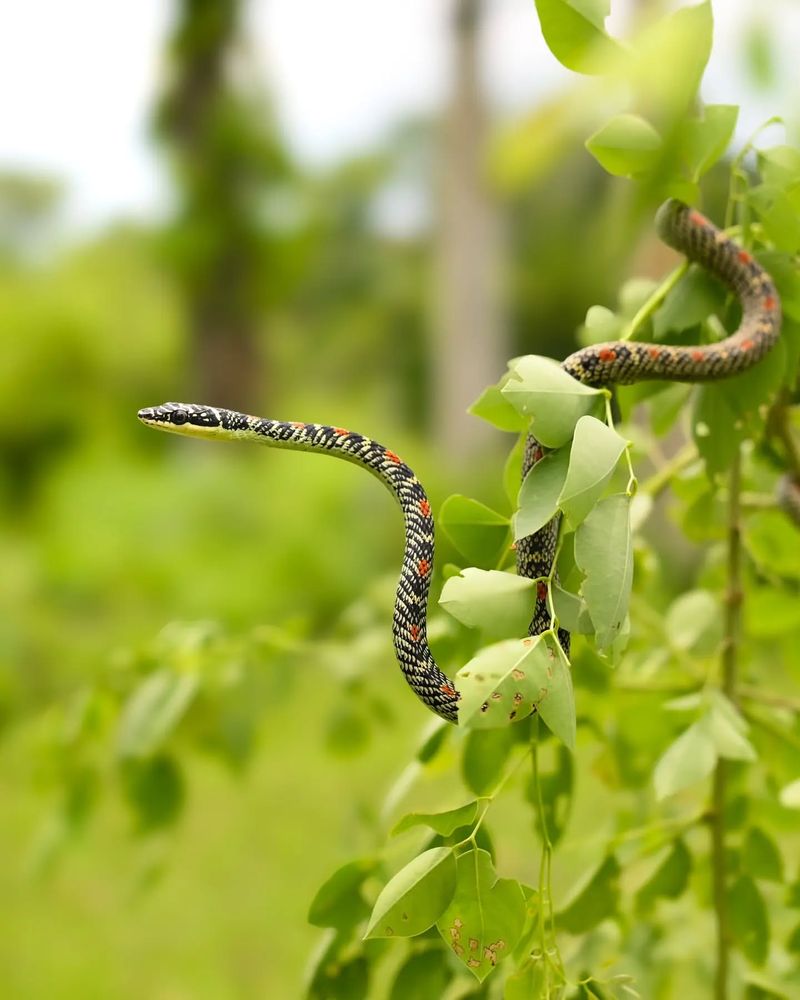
[
  {"left": 620, "top": 262, "right": 688, "bottom": 343},
  {"left": 711, "top": 447, "right": 742, "bottom": 1000}
]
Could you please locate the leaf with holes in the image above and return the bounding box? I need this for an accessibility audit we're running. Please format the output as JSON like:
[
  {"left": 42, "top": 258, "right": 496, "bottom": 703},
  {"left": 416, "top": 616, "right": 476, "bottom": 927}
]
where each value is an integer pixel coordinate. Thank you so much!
[
  {"left": 365, "top": 847, "right": 457, "bottom": 939},
  {"left": 439, "top": 569, "right": 535, "bottom": 637},
  {"left": 456, "top": 635, "right": 574, "bottom": 749},
  {"left": 436, "top": 848, "right": 526, "bottom": 981},
  {"left": 558, "top": 416, "right": 628, "bottom": 528},
  {"left": 501, "top": 355, "right": 603, "bottom": 448},
  {"left": 574, "top": 494, "right": 633, "bottom": 649}
]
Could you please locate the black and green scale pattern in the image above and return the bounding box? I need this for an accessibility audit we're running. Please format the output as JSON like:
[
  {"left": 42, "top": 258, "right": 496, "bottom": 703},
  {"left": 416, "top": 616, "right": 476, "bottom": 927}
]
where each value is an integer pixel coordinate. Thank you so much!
[
  {"left": 140, "top": 200, "right": 782, "bottom": 724},
  {"left": 137, "top": 403, "right": 461, "bottom": 722}
]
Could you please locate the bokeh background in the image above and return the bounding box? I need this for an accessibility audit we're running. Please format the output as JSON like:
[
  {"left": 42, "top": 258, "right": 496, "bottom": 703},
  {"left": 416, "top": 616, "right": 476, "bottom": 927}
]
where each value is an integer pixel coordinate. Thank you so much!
[{"left": 1, "top": 1, "right": 798, "bottom": 996}]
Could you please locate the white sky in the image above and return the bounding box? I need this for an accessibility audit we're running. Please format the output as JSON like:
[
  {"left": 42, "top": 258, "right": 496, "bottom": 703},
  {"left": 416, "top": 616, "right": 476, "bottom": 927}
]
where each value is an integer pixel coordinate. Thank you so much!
[{"left": 0, "top": 0, "right": 797, "bottom": 230}]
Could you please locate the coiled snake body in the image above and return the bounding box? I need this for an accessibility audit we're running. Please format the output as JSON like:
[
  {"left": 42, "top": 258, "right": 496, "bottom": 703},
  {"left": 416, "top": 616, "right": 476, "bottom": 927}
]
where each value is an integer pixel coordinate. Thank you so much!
[{"left": 140, "top": 200, "right": 781, "bottom": 724}]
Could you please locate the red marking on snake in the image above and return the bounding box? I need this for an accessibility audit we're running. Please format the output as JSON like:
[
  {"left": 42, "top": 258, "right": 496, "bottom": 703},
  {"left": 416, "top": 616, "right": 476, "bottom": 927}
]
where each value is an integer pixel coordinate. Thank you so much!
[
  {"left": 764, "top": 295, "right": 777, "bottom": 311},
  {"left": 440, "top": 683, "right": 457, "bottom": 698},
  {"left": 409, "top": 624, "right": 420, "bottom": 642},
  {"left": 510, "top": 541, "right": 517, "bottom": 551},
  {"left": 738, "top": 249, "right": 752, "bottom": 264},
  {"left": 333, "top": 427, "right": 349, "bottom": 436},
  {"left": 385, "top": 450, "right": 401, "bottom": 463},
  {"left": 291, "top": 421, "right": 305, "bottom": 428},
  {"left": 689, "top": 210, "right": 708, "bottom": 227},
  {"left": 532, "top": 446, "right": 543, "bottom": 462},
  {"left": 419, "top": 499, "right": 431, "bottom": 516},
  {"left": 536, "top": 581, "right": 548, "bottom": 602},
  {"left": 648, "top": 346, "right": 661, "bottom": 359},
  {"left": 691, "top": 349, "right": 704, "bottom": 362},
  {"left": 599, "top": 348, "right": 617, "bottom": 362},
  {"left": 741, "top": 339, "right": 754, "bottom": 351},
  {"left": 417, "top": 558, "right": 430, "bottom": 576}
]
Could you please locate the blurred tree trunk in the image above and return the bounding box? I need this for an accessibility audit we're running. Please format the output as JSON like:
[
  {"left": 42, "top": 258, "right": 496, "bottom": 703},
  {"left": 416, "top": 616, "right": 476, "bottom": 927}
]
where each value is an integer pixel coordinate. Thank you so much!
[
  {"left": 155, "top": 0, "right": 289, "bottom": 409},
  {"left": 434, "top": 0, "right": 504, "bottom": 463}
]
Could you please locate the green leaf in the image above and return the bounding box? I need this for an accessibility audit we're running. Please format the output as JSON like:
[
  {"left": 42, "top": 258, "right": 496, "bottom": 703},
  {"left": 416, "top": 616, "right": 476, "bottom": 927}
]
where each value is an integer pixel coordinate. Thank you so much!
[
  {"left": 392, "top": 801, "right": 480, "bottom": 838},
  {"left": 749, "top": 184, "right": 800, "bottom": 252},
  {"left": 365, "top": 847, "right": 457, "bottom": 939},
  {"left": 119, "top": 755, "right": 185, "bottom": 831},
  {"left": 514, "top": 446, "right": 570, "bottom": 540},
  {"left": 579, "top": 304, "right": 625, "bottom": 346},
  {"left": 708, "top": 694, "right": 757, "bottom": 762},
  {"left": 779, "top": 779, "right": 800, "bottom": 809},
  {"left": 730, "top": 874, "right": 769, "bottom": 966},
  {"left": 746, "top": 586, "right": 800, "bottom": 637},
  {"left": 534, "top": 0, "right": 622, "bottom": 74},
  {"left": 558, "top": 416, "right": 627, "bottom": 527},
  {"left": 415, "top": 720, "right": 450, "bottom": 764},
  {"left": 501, "top": 355, "right": 603, "bottom": 448},
  {"left": 743, "top": 827, "right": 784, "bottom": 883},
  {"left": 505, "top": 957, "right": 547, "bottom": 999},
  {"left": 504, "top": 433, "right": 527, "bottom": 507},
  {"left": 758, "top": 145, "right": 800, "bottom": 189},
  {"left": 306, "top": 931, "right": 368, "bottom": 1000},
  {"left": 461, "top": 727, "right": 516, "bottom": 795},
  {"left": 308, "top": 858, "right": 378, "bottom": 930},
  {"left": 456, "top": 636, "right": 576, "bottom": 749},
  {"left": 654, "top": 719, "right": 716, "bottom": 800},
  {"left": 574, "top": 495, "right": 633, "bottom": 649},
  {"left": 653, "top": 266, "right": 727, "bottom": 339},
  {"left": 439, "top": 569, "right": 535, "bottom": 637},
  {"left": 436, "top": 848, "right": 526, "bottom": 981},
  {"left": 693, "top": 386, "right": 743, "bottom": 478},
  {"left": 439, "top": 495, "right": 510, "bottom": 568},
  {"left": 389, "top": 949, "right": 451, "bottom": 1000},
  {"left": 527, "top": 743, "right": 574, "bottom": 847},
  {"left": 636, "top": 839, "right": 691, "bottom": 910},
  {"left": 664, "top": 590, "right": 721, "bottom": 653},
  {"left": 745, "top": 510, "right": 800, "bottom": 580},
  {"left": 586, "top": 114, "right": 663, "bottom": 178},
  {"left": 681, "top": 104, "right": 739, "bottom": 179},
  {"left": 469, "top": 384, "right": 528, "bottom": 432},
  {"left": 552, "top": 584, "right": 594, "bottom": 635},
  {"left": 117, "top": 670, "right": 198, "bottom": 759},
  {"left": 558, "top": 855, "right": 620, "bottom": 934}
]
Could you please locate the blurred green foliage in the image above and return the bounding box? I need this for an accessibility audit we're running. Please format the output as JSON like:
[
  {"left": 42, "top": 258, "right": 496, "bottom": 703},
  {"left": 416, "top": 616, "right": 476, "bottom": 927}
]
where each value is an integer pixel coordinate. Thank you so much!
[{"left": 1, "top": 1, "right": 799, "bottom": 998}]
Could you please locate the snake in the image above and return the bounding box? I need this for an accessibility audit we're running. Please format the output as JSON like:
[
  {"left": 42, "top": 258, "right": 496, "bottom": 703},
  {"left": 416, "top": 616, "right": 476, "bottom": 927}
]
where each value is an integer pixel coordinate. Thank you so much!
[{"left": 139, "top": 200, "right": 781, "bottom": 725}]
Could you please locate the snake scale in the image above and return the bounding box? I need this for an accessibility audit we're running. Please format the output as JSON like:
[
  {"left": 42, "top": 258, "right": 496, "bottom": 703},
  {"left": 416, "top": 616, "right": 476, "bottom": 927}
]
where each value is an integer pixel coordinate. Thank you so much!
[{"left": 139, "top": 200, "right": 781, "bottom": 724}]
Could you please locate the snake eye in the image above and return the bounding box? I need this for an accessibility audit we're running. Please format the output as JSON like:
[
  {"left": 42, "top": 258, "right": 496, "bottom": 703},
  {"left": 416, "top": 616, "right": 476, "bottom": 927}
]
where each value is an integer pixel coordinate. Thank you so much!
[{"left": 172, "top": 410, "right": 188, "bottom": 426}]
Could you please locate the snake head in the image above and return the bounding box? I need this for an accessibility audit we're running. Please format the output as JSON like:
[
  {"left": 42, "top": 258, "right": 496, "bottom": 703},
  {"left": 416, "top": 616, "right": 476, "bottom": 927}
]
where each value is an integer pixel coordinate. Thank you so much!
[{"left": 138, "top": 402, "right": 229, "bottom": 437}]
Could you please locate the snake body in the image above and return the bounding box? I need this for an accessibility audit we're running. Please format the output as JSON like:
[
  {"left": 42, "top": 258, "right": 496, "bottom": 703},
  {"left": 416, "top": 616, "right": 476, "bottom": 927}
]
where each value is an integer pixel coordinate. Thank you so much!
[
  {"left": 140, "top": 200, "right": 781, "bottom": 724},
  {"left": 137, "top": 405, "right": 461, "bottom": 722},
  {"left": 517, "top": 199, "right": 781, "bottom": 651}
]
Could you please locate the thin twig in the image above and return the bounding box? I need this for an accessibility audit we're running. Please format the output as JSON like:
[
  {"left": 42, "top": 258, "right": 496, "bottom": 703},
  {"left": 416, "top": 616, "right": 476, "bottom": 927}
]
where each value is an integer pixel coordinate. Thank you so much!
[{"left": 711, "top": 447, "right": 742, "bottom": 1000}]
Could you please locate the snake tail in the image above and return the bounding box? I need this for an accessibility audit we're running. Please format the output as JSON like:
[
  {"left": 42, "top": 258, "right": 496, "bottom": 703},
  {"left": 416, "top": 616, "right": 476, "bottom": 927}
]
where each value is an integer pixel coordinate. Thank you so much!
[
  {"left": 138, "top": 402, "right": 460, "bottom": 723},
  {"left": 517, "top": 198, "right": 782, "bottom": 648}
]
